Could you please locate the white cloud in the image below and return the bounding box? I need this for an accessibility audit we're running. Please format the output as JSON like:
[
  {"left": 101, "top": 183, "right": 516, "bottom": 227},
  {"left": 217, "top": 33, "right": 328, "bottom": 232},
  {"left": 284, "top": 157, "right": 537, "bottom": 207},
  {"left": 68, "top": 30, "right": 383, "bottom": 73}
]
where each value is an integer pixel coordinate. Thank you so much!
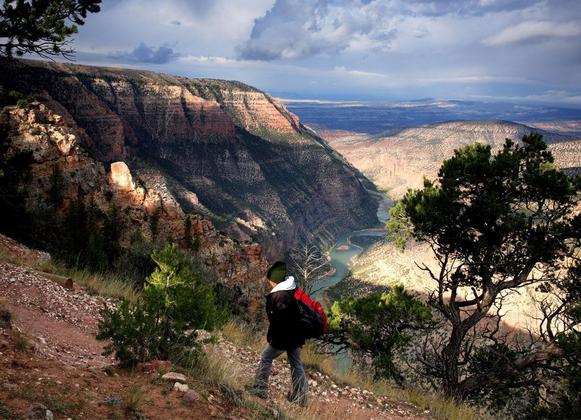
[
  {"left": 238, "top": 0, "right": 399, "bottom": 60},
  {"left": 483, "top": 21, "right": 581, "bottom": 46}
]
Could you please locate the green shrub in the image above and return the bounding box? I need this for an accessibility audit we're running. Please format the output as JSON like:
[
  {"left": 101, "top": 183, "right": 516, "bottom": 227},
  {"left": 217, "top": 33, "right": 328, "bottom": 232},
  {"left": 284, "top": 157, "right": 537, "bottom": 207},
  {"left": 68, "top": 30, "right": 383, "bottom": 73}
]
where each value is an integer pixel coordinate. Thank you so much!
[
  {"left": 97, "top": 242, "right": 227, "bottom": 366},
  {"left": 327, "top": 285, "right": 432, "bottom": 381}
]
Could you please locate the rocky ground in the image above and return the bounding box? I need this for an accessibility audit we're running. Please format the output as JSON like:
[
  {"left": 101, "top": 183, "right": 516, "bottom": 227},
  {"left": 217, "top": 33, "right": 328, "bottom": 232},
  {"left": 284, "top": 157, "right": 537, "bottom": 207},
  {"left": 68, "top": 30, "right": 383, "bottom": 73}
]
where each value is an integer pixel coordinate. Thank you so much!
[
  {"left": 208, "top": 337, "right": 428, "bottom": 420},
  {"left": 0, "top": 235, "right": 431, "bottom": 419}
]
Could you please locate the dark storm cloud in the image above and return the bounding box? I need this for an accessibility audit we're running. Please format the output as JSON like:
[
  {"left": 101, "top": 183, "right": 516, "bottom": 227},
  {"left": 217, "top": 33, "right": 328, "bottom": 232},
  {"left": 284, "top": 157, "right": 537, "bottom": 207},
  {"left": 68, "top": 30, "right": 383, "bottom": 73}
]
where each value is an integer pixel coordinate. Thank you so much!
[{"left": 111, "top": 43, "right": 179, "bottom": 64}]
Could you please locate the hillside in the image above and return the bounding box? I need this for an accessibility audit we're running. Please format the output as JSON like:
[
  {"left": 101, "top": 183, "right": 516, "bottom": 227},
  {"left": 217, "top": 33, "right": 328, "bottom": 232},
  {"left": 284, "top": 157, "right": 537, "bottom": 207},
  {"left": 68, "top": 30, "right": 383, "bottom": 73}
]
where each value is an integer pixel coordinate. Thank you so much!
[
  {"left": 324, "top": 120, "right": 581, "bottom": 198},
  {"left": 0, "top": 59, "right": 379, "bottom": 258},
  {"left": 0, "top": 235, "right": 433, "bottom": 420}
]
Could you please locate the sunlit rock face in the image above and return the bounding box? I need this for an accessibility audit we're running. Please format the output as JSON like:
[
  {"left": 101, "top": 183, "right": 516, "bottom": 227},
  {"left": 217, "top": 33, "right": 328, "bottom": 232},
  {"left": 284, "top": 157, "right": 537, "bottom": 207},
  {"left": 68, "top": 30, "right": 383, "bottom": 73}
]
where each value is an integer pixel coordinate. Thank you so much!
[
  {"left": 109, "top": 161, "right": 135, "bottom": 191},
  {"left": 325, "top": 121, "right": 581, "bottom": 199},
  {"left": 1, "top": 59, "right": 379, "bottom": 258},
  {"left": 0, "top": 101, "right": 269, "bottom": 316}
]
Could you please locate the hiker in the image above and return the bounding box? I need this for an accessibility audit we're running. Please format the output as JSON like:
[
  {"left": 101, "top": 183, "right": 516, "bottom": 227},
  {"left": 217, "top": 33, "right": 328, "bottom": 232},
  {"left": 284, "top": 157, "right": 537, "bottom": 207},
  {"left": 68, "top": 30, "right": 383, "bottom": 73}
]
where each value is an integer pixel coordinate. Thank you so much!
[{"left": 245, "top": 261, "right": 315, "bottom": 406}]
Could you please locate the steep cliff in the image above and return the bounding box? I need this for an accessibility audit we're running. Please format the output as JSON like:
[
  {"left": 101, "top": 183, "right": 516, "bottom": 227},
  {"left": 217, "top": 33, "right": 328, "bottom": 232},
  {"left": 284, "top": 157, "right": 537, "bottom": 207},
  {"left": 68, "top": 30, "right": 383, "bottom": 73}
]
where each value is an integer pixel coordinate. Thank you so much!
[
  {"left": 0, "top": 101, "right": 268, "bottom": 311},
  {"left": 0, "top": 59, "right": 379, "bottom": 257},
  {"left": 325, "top": 120, "right": 581, "bottom": 198}
]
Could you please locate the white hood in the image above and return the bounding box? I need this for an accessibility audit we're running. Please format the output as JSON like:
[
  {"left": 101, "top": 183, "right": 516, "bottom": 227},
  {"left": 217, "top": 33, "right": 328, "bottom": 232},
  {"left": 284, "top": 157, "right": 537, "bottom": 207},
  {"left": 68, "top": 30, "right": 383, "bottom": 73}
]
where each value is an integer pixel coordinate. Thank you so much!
[{"left": 270, "top": 276, "right": 297, "bottom": 293}]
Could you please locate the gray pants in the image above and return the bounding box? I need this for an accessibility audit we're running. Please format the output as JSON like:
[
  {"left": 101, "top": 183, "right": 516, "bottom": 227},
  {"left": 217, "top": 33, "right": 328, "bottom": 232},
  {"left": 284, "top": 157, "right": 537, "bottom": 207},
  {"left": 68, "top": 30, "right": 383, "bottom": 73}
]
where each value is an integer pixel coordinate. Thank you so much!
[{"left": 255, "top": 344, "right": 308, "bottom": 403}]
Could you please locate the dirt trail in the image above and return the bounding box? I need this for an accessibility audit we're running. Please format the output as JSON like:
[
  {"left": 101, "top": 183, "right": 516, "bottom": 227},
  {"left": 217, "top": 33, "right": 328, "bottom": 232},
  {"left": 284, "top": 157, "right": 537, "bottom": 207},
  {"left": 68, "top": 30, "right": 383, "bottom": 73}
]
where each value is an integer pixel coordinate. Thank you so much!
[
  {"left": 209, "top": 338, "right": 429, "bottom": 420},
  {"left": 0, "top": 234, "right": 431, "bottom": 419},
  {"left": 0, "top": 262, "right": 114, "bottom": 368}
]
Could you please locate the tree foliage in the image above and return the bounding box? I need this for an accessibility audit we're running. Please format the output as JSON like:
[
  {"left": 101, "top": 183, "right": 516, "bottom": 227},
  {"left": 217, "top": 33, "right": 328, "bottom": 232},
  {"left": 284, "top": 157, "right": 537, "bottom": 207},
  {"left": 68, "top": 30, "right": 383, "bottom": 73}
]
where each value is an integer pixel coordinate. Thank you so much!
[
  {"left": 388, "top": 134, "right": 580, "bottom": 402},
  {"left": 327, "top": 285, "right": 432, "bottom": 382},
  {"left": 97, "top": 243, "right": 227, "bottom": 366},
  {"left": 0, "top": 0, "right": 101, "bottom": 59}
]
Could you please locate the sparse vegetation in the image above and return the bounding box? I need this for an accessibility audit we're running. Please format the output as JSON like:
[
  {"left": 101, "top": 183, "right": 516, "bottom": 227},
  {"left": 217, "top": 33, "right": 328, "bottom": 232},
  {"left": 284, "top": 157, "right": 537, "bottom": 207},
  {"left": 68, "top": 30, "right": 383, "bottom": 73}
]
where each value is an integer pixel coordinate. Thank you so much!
[
  {"left": 326, "top": 285, "right": 432, "bottom": 382},
  {"left": 122, "top": 384, "right": 144, "bottom": 415},
  {"left": 97, "top": 242, "right": 227, "bottom": 366},
  {"left": 388, "top": 134, "right": 581, "bottom": 413},
  {"left": 0, "top": 306, "right": 11, "bottom": 328}
]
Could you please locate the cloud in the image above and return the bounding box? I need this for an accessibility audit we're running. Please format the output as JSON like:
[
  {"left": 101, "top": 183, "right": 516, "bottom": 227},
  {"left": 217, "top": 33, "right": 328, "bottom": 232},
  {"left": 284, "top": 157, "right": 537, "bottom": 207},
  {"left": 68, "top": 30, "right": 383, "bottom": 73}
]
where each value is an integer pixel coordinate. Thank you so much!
[
  {"left": 237, "top": 0, "right": 398, "bottom": 61},
  {"left": 110, "top": 43, "right": 179, "bottom": 64},
  {"left": 236, "top": 0, "right": 548, "bottom": 61},
  {"left": 402, "top": 0, "right": 540, "bottom": 17},
  {"left": 413, "top": 26, "right": 430, "bottom": 38},
  {"left": 483, "top": 21, "right": 581, "bottom": 46}
]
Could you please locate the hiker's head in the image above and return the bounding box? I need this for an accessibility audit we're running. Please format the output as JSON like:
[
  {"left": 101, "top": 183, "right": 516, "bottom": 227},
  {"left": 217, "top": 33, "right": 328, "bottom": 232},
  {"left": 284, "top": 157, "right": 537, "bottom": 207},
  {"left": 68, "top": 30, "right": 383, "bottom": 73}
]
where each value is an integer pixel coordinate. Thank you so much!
[{"left": 267, "top": 261, "right": 287, "bottom": 285}]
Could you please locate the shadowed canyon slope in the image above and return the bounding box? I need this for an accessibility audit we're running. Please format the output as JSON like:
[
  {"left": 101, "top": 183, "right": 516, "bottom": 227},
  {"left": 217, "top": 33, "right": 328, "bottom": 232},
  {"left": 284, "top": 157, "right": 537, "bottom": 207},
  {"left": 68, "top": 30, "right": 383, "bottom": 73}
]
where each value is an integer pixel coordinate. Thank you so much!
[
  {"left": 0, "top": 59, "right": 379, "bottom": 257},
  {"left": 324, "top": 120, "right": 581, "bottom": 198}
]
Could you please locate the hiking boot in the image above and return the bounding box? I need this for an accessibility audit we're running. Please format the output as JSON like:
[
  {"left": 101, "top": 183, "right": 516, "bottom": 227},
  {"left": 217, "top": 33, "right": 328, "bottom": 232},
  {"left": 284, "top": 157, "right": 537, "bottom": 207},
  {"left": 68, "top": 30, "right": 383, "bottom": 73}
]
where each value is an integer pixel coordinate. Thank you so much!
[
  {"left": 245, "top": 384, "right": 268, "bottom": 399},
  {"left": 286, "top": 391, "right": 308, "bottom": 407}
]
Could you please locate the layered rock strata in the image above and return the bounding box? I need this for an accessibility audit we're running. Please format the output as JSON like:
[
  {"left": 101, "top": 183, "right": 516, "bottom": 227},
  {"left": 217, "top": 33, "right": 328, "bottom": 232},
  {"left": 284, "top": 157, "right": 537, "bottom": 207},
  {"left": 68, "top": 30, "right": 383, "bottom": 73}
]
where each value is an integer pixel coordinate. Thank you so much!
[
  {"left": 0, "top": 102, "right": 268, "bottom": 309},
  {"left": 325, "top": 120, "right": 581, "bottom": 198},
  {"left": 1, "top": 59, "right": 379, "bottom": 258}
]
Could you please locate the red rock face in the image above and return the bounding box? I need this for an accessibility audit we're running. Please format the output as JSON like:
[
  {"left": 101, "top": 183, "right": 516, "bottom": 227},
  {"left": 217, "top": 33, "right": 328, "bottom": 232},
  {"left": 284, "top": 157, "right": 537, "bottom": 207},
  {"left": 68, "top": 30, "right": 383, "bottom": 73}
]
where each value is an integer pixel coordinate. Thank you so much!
[
  {"left": 219, "top": 91, "right": 299, "bottom": 135},
  {"left": 1, "top": 59, "right": 379, "bottom": 260},
  {"left": 0, "top": 102, "right": 268, "bottom": 314}
]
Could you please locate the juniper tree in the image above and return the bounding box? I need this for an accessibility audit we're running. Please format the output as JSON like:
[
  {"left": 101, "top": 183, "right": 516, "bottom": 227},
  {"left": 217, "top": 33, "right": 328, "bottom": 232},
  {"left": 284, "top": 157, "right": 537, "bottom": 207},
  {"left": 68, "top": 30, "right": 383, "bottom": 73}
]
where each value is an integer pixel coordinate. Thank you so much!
[
  {"left": 388, "top": 134, "right": 581, "bottom": 400},
  {"left": 0, "top": 0, "right": 101, "bottom": 59}
]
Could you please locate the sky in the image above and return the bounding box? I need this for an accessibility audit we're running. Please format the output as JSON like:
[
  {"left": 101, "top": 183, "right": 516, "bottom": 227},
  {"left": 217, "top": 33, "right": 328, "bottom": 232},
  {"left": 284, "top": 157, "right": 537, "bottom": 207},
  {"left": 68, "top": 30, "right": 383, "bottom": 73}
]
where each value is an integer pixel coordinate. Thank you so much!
[{"left": 68, "top": 0, "right": 581, "bottom": 105}]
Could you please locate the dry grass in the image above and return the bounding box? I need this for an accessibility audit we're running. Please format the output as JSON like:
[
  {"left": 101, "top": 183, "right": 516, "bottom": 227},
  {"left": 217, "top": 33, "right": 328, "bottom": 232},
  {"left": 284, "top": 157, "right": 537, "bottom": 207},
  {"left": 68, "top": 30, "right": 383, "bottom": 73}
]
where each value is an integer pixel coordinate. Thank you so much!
[
  {"left": 11, "top": 330, "right": 32, "bottom": 352},
  {"left": 221, "top": 320, "right": 480, "bottom": 420},
  {"left": 61, "top": 267, "right": 139, "bottom": 302},
  {"left": 221, "top": 320, "right": 264, "bottom": 352},
  {"left": 123, "top": 384, "right": 144, "bottom": 414},
  {"left": 0, "top": 249, "right": 139, "bottom": 302}
]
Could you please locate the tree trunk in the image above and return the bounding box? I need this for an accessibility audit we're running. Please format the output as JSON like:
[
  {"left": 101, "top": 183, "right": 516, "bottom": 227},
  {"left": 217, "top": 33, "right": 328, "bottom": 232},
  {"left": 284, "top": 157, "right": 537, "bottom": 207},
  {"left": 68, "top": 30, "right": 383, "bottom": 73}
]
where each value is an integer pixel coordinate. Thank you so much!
[{"left": 442, "top": 323, "right": 465, "bottom": 399}]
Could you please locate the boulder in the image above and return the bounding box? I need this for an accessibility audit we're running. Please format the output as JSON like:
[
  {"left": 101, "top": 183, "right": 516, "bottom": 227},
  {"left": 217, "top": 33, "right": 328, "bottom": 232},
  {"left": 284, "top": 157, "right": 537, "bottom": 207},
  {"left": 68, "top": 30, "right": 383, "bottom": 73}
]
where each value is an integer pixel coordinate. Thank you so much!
[
  {"left": 183, "top": 389, "right": 200, "bottom": 402},
  {"left": 173, "top": 382, "right": 189, "bottom": 392},
  {"left": 162, "top": 372, "right": 187, "bottom": 383}
]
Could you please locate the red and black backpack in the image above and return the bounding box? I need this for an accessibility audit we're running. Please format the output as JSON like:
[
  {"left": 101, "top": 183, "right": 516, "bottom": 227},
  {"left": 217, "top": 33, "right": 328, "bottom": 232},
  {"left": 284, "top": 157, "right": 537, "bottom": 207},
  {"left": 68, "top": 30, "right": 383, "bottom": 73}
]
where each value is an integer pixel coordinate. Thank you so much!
[{"left": 293, "top": 288, "right": 328, "bottom": 339}]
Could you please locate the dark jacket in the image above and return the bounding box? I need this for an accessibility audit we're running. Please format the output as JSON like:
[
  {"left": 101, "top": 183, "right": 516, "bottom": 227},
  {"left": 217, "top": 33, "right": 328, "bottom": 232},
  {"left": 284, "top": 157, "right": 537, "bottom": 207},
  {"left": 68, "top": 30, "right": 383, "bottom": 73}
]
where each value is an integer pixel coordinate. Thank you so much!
[{"left": 266, "top": 289, "right": 305, "bottom": 351}]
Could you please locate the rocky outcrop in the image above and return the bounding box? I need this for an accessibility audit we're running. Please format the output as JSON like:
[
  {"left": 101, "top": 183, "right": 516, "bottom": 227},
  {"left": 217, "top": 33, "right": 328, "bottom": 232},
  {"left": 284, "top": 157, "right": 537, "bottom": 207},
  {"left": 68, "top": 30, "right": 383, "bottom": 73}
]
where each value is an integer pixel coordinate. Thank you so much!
[
  {"left": 0, "top": 102, "right": 268, "bottom": 308},
  {"left": 325, "top": 120, "right": 581, "bottom": 198},
  {"left": 1, "top": 59, "right": 379, "bottom": 258}
]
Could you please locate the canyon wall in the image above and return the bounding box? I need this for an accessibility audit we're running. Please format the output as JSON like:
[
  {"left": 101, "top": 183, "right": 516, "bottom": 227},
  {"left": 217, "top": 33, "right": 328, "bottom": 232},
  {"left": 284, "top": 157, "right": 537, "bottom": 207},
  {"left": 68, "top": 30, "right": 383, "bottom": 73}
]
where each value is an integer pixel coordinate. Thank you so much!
[
  {"left": 0, "top": 102, "right": 268, "bottom": 309},
  {"left": 1, "top": 59, "right": 379, "bottom": 258},
  {"left": 325, "top": 120, "right": 581, "bottom": 198}
]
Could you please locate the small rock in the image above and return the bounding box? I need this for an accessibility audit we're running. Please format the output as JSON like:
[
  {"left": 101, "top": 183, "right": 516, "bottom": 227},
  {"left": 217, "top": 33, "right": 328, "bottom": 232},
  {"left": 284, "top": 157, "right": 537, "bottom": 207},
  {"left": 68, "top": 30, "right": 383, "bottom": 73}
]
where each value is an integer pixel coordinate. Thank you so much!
[
  {"left": 174, "top": 382, "right": 189, "bottom": 392},
  {"left": 183, "top": 389, "right": 200, "bottom": 402},
  {"left": 27, "top": 403, "right": 53, "bottom": 420},
  {"left": 162, "top": 372, "right": 187, "bottom": 383}
]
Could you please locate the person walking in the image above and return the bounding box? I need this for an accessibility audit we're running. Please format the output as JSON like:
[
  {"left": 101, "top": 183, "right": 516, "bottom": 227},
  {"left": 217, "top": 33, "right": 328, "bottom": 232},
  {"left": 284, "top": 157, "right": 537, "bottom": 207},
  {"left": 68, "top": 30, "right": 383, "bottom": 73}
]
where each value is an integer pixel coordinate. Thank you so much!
[{"left": 245, "top": 261, "right": 309, "bottom": 406}]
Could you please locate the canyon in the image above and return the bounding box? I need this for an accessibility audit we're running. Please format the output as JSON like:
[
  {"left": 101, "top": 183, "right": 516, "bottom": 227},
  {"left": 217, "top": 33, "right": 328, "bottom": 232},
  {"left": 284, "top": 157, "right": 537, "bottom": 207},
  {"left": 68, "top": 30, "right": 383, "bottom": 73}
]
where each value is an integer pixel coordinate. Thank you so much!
[
  {"left": 323, "top": 120, "right": 581, "bottom": 198},
  {"left": 0, "top": 59, "right": 379, "bottom": 259}
]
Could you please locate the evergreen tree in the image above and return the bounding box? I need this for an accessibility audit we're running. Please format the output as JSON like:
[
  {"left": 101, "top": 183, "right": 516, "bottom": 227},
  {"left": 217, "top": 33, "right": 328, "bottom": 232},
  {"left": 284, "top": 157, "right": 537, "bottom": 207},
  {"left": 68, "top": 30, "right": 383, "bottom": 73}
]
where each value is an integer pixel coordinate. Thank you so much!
[
  {"left": 327, "top": 285, "right": 432, "bottom": 382},
  {"left": 97, "top": 242, "right": 227, "bottom": 366},
  {"left": 388, "top": 134, "right": 580, "bottom": 401},
  {"left": 0, "top": 0, "right": 101, "bottom": 59}
]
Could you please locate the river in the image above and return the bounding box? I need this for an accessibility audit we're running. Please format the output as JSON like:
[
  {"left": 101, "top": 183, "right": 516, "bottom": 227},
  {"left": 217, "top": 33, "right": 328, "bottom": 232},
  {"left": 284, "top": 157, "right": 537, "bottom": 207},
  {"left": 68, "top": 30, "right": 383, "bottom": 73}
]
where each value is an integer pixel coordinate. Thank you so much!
[{"left": 312, "top": 193, "right": 394, "bottom": 302}]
